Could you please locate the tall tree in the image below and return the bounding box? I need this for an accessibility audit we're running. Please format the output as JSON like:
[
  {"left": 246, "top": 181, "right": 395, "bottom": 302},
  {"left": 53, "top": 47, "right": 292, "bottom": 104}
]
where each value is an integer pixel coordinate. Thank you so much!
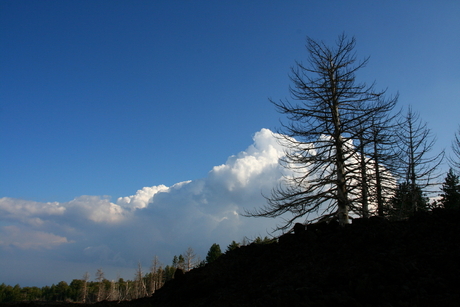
[
  {"left": 95, "top": 269, "right": 105, "bottom": 302},
  {"left": 449, "top": 125, "right": 460, "bottom": 174},
  {"left": 439, "top": 168, "right": 460, "bottom": 210},
  {"left": 348, "top": 108, "right": 400, "bottom": 218},
  {"left": 133, "top": 262, "right": 147, "bottom": 299},
  {"left": 367, "top": 115, "right": 400, "bottom": 216},
  {"left": 394, "top": 106, "right": 444, "bottom": 212},
  {"left": 81, "top": 272, "right": 90, "bottom": 303},
  {"left": 244, "top": 34, "right": 395, "bottom": 229},
  {"left": 352, "top": 123, "right": 372, "bottom": 218},
  {"left": 149, "top": 255, "right": 163, "bottom": 294}
]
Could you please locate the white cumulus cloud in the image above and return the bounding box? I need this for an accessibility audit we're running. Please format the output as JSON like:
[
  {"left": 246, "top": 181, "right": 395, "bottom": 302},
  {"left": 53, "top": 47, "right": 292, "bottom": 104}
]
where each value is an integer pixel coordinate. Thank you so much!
[
  {"left": 0, "top": 197, "right": 65, "bottom": 226},
  {"left": 0, "top": 128, "right": 292, "bottom": 286},
  {"left": 64, "top": 195, "right": 126, "bottom": 223},
  {"left": 117, "top": 185, "right": 170, "bottom": 210}
]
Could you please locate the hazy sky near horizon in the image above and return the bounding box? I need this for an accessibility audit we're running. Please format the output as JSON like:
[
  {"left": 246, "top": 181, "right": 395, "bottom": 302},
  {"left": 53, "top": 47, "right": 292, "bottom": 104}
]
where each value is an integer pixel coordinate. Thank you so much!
[{"left": 1, "top": 1, "right": 459, "bottom": 287}]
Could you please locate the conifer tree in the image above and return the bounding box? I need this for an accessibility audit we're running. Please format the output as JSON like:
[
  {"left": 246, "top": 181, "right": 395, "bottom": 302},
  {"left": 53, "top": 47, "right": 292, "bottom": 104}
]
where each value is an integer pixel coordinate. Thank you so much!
[
  {"left": 226, "top": 240, "right": 240, "bottom": 252},
  {"left": 206, "top": 243, "right": 222, "bottom": 263},
  {"left": 163, "top": 265, "right": 175, "bottom": 282},
  {"left": 172, "top": 255, "right": 179, "bottom": 268},
  {"left": 389, "top": 182, "right": 428, "bottom": 220},
  {"left": 177, "top": 255, "right": 185, "bottom": 270},
  {"left": 439, "top": 168, "right": 460, "bottom": 210}
]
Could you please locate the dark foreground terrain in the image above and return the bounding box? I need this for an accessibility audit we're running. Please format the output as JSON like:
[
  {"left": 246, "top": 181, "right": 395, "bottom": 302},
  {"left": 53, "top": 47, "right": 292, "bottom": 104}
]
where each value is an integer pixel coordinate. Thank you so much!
[{"left": 3, "top": 209, "right": 460, "bottom": 307}]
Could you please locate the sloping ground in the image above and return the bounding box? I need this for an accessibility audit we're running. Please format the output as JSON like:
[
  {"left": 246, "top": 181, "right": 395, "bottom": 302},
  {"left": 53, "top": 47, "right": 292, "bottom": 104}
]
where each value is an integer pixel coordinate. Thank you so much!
[
  {"left": 4, "top": 208, "right": 460, "bottom": 307},
  {"left": 138, "top": 208, "right": 460, "bottom": 307}
]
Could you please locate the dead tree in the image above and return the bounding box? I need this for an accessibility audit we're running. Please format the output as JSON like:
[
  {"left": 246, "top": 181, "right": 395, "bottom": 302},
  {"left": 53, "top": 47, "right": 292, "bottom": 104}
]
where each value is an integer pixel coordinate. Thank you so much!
[
  {"left": 244, "top": 34, "right": 395, "bottom": 229},
  {"left": 95, "top": 268, "right": 105, "bottom": 302},
  {"left": 348, "top": 103, "right": 399, "bottom": 218},
  {"left": 394, "top": 106, "right": 444, "bottom": 212},
  {"left": 183, "top": 247, "right": 198, "bottom": 272},
  {"left": 449, "top": 125, "right": 460, "bottom": 174},
  {"left": 149, "top": 255, "right": 163, "bottom": 294},
  {"left": 81, "top": 272, "right": 90, "bottom": 303},
  {"left": 134, "top": 262, "right": 147, "bottom": 299}
]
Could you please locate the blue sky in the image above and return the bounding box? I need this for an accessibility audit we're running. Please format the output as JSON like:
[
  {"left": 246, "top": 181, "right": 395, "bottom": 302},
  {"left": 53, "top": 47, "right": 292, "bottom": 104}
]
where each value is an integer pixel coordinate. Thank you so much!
[{"left": 1, "top": 1, "right": 459, "bottom": 287}]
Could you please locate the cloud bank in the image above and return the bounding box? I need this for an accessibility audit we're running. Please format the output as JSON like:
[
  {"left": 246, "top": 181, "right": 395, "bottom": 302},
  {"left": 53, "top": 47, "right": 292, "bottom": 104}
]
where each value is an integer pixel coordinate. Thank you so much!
[{"left": 0, "top": 129, "right": 293, "bottom": 286}]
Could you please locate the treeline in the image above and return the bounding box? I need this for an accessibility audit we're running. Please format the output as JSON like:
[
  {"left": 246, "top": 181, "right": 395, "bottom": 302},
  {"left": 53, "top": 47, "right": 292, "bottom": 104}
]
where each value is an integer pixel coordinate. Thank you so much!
[
  {"left": 384, "top": 167, "right": 460, "bottom": 220},
  {"left": 0, "top": 238, "right": 273, "bottom": 303}
]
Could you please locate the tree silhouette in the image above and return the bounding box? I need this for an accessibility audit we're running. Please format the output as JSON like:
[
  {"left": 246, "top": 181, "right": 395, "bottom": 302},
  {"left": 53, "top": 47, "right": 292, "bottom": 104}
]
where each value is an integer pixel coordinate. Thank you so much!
[
  {"left": 439, "top": 168, "right": 460, "bottom": 210},
  {"left": 206, "top": 243, "right": 222, "bottom": 264},
  {"left": 394, "top": 106, "right": 444, "bottom": 212},
  {"left": 449, "top": 125, "right": 460, "bottom": 173},
  {"left": 244, "top": 34, "right": 396, "bottom": 229}
]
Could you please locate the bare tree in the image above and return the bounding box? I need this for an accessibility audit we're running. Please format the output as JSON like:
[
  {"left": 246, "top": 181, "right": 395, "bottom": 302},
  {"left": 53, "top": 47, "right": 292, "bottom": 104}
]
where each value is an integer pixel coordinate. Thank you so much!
[
  {"left": 449, "top": 125, "right": 460, "bottom": 173},
  {"left": 183, "top": 247, "right": 198, "bottom": 272},
  {"left": 95, "top": 268, "right": 105, "bottom": 302},
  {"left": 394, "top": 106, "right": 444, "bottom": 212},
  {"left": 346, "top": 124, "right": 375, "bottom": 218},
  {"left": 81, "top": 272, "right": 90, "bottom": 303},
  {"left": 119, "top": 279, "right": 130, "bottom": 301},
  {"left": 149, "top": 255, "right": 163, "bottom": 294},
  {"left": 367, "top": 116, "right": 400, "bottom": 216},
  {"left": 107, "top": 280, "right": 119, "bottom": 301},
  {"left": 244, "top": 34, "right": 394, "bottom": 229},
  {"left": 348, "top": 105, "right": 400, "bottom": 218},
  {"left": 134, "top": 262, "right": 147, "bottom": 299}
]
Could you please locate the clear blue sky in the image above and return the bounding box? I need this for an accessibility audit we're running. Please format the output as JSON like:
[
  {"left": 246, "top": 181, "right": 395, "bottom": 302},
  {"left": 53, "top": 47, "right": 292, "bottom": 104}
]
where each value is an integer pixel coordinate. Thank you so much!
[{"left": 1, "top": 0, "right": 459, "bottom": 287}]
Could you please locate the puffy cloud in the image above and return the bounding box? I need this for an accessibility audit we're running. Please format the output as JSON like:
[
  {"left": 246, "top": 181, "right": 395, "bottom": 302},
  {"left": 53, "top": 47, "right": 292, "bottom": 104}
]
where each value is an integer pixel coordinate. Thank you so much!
[
  {"left": 0, "top": 197, "right": 65, "bottom": 226},
  {"left": 0, "top": 195, "right": 125, "bottom": 226},
  {"left": 0, "top": 128, "right": 291, "bottom": 285},
  {"left": 64, "top": 195, "right": 126, "bottom": 223},
  {"left": 117, "top": 185, "right": 170, "bottom": 210},
  {"left": 210, "top": 128, "right": 285, "bottom": 191}
]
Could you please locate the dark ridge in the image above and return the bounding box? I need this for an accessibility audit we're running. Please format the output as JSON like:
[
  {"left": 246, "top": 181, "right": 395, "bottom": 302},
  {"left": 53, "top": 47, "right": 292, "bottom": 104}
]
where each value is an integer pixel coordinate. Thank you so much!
[{"left": 3, "top": 208, "right": 459, "bottom": 307}]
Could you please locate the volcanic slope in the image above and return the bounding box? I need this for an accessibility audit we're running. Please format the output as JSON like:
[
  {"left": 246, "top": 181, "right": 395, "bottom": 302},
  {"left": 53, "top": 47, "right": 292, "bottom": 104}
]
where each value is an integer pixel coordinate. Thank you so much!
[{"left": 3, "top": 208, "right": 460, "bottom": 307}]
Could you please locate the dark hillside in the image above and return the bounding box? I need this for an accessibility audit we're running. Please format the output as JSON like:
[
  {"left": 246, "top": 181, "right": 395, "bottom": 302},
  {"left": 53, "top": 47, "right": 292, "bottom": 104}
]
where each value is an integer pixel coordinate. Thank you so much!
[{"left": 3, "top": 208, "right": 460, "bottom": 307}]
